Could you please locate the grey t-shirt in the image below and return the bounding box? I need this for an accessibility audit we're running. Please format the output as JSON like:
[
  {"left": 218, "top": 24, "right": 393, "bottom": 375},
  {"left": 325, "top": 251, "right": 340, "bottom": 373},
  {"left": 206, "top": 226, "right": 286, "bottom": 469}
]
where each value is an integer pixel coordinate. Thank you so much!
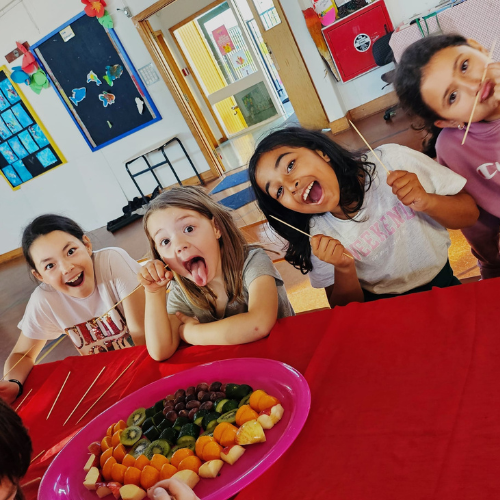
[{"left": 167, "top": 248, "right": 294, "bottom": 321}]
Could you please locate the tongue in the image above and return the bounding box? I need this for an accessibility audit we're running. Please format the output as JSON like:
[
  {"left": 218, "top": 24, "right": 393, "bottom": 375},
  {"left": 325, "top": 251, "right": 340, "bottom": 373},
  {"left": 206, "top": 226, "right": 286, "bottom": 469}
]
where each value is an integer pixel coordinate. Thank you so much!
[
  {"left": 309, "top": 182, "right": 323, "bottom": 203},
  {"left": 190, "top": 259, "right": 208, "bottom": 286}
]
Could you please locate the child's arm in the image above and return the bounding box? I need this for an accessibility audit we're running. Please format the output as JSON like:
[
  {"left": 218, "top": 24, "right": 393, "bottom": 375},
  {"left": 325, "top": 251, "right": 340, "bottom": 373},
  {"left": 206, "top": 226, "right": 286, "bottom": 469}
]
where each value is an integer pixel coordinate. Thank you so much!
[
  {"left": 122, "top": 286, "right": 146, "bottom": 345},
  {"left": 1, "top": 335, "right": 45, "bottom": 403},
  {"left": 311, "top": 234, "right": 364, "bottom": 308},
  {"left": 138, "top": 261, "right": 179, "bottom": 361},
  {"left": 176, "top": 275, "right": 279, "bottom": 346},
  {"left": 387, "top": 171, "right": 479, "bottom": 229}
]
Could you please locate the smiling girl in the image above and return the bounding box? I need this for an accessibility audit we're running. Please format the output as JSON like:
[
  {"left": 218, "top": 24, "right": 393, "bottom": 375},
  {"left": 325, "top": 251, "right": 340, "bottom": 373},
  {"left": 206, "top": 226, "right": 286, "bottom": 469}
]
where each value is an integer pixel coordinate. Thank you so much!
[
  {"left": 138, "top": 186, "right": 293, "bottom": 361},
  {"left": 248, "top": 127, "right": 479, "bottom": 307},
  {"left": 394, "top": 34, "right": 500, "bottom": 279},
  {"left": 1, "top": 215, "right": 145, "bottom": 404}
]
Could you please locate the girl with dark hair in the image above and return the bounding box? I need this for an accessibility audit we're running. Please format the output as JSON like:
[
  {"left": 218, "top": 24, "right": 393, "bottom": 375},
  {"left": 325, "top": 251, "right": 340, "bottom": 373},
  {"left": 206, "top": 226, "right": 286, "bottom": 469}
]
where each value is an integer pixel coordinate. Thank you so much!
[
  {"left": 1, "top": 214, "right": 146, "bottom": 404},
  {"left": 249, "top": 127, "right": 478, "bottom": 307},
  {"left": 138, "top": 186, "right": 293, "bottom": 362},
  {"left": 394, "top": 34, "right": 500, "bottom": 279}
]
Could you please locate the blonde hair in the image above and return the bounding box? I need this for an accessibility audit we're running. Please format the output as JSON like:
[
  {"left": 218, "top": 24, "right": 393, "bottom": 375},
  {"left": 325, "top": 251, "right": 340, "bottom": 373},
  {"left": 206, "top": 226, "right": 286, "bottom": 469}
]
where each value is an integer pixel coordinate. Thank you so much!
[{"left": 143, "top": 186, "right": 248, "bottom": 317}]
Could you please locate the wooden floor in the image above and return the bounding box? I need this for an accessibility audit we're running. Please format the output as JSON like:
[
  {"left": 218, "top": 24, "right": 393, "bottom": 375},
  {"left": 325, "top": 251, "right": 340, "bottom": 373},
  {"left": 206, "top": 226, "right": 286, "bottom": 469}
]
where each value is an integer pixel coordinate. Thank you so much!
[{"left": 0, "top": 109, "right": 479, "bottom": 368}]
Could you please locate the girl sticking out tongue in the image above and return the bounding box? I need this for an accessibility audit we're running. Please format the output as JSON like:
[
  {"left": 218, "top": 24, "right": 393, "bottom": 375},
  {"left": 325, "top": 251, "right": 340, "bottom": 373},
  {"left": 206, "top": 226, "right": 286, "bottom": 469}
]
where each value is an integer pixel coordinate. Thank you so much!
[{"left": 139, "top": 186, "right": 294, "bottom": 362}]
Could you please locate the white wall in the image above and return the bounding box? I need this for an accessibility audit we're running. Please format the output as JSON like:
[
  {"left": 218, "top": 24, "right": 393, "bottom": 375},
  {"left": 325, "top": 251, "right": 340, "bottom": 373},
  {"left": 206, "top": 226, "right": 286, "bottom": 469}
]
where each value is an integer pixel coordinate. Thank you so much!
[{"left": 0, "top": 0, "right": 211, "bottom": 254}]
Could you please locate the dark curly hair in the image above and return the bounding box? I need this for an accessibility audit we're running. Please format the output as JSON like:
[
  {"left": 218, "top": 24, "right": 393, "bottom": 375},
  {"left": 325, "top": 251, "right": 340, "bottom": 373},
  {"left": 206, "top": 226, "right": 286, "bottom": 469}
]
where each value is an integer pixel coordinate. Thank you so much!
[
  {"left": 248, "top": 127, "right": 374, "bottom": 274},
  {"left": 394, "top": 34, "right": 469, "bottom": 157}
]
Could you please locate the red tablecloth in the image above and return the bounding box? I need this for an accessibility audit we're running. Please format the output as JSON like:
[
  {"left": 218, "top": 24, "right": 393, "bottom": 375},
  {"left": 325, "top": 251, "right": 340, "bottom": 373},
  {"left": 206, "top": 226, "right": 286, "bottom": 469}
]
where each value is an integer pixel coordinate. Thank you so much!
[{"left": 18, "top": 279, "right": 500, "bottom": 500}]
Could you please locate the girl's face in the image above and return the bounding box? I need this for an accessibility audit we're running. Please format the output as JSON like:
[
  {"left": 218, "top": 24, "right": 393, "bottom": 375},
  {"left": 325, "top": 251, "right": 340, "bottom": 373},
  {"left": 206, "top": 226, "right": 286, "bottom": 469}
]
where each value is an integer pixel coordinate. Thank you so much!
[
  {"left": 421, "top": 43, "right": 498, "bottom": 125},
  {"left": 255, "top": 146, "right": 343, "bottom": 216},
  {"left": 30, "top": 231, "right": 94, "bottom": 298},
  {"left": 147, "top": 207, "right": 222, "bottom": 287}
]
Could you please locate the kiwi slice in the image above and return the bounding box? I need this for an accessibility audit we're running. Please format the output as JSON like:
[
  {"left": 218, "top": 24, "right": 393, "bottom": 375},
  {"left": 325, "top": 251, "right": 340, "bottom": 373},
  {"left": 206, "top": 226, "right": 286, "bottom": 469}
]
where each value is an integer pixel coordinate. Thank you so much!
[
  {"left": 127, "top": 408, "right": 146, "bottom": 427},
  {"left": 222, "top": 400, "right": 238, "bottom": 413},
  {"left": 238, "top": 393, "right": 252, "bottom": 408},
  {"left": 130, "top": 438, "right": 151, "bottom": 458},
  {"left": 120, "top": 425, "right": 143, "bottom": 446},
  {"left": 217, "top": 408, "right": 237, "bottom": 425},
  {"left": 144, "top": 439, "right": 171, "bottom": 459}
]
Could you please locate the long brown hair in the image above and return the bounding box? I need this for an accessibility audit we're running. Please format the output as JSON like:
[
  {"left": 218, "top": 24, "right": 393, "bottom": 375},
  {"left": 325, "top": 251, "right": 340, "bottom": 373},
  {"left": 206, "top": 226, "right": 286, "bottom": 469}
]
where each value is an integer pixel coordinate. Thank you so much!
[{"left": 143, "top": 186, "right": 248, "bottom": 316}]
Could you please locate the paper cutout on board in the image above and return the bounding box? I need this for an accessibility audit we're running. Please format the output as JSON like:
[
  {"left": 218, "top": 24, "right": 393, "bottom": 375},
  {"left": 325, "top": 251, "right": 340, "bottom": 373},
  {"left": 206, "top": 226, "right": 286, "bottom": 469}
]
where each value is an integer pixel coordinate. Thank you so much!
[
  {"left": 36, "top": 147, "right": 58, "bottom": 167},
  {"left": 103, "top": 64, "right": 123, "bottom": 86},
  {"left": 11, "top": 104, "right": 33, "bottom": 128},
  {"left": 135, "top": 97, "right": 144, "bottom": 114},
  {"left": 29, "top": 69, "right": 50, "bottom": 94},
  {"left": 2, "top": 165, "right": 22, "bottom": 186},
  {"left": 11, "top": 67, "right": 30, "bottom": 85},
  {"left": 0, "top": 117, "right": 12, "bottom": 139},
  {"left": 1, "top": 109, "right": 22, "bottom": 133},
  {"left": 28, "top": 124, "right": 50, "bottom": 147},
  {"left": 8, "top": 137, "right": 29, "bottom": 159},
  {"left": 12, "top": 160, "right": 32, "bottom": 182},
  {"left": 0, "top": 143, "right": 18, "bottom": 164},
  {"left": 99, "top": 91, "right": 115, "bottom": 107},
  {"left": 18, "top": 130, "right": 39, "bottom": 153},
  {"left": 69, "top": 87, "right": 87, "bottom": 106},
  {"left": 98, "top": 11, "right": 114, "bottom": 28},
  {"left": 0, "top": 79, "right": 21, "bottom": 104},
  {"left": 0, "top": 93, "right": 9, "bottom": 111},
  {"left": 60, "top": 26, "right": 75, "bottom": 42},
  {"left": 86, "top": 71, "right": 102, "bottom": 86},
  {"left": 82, "top": 0, "right": 107, "bottom": 18}
]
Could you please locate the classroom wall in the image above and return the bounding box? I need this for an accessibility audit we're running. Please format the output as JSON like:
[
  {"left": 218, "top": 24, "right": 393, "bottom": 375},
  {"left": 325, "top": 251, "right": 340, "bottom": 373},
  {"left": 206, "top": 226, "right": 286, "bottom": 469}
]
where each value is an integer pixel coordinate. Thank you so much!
[{"left": 0, "top": 0, "right": 211, "bottom": 255}]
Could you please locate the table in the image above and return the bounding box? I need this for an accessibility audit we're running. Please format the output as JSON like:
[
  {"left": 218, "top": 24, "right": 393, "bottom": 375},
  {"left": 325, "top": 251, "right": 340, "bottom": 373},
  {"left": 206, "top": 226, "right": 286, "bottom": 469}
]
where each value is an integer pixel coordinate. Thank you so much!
[
  {"left": 124, "top": 137, "right": 204, "bottom": 205},
  {"left": 18, "top": 278, "right": 500, "bottom": 500},
  {"left": 389, "top": 0, "right": 500, "bottom": 63}
]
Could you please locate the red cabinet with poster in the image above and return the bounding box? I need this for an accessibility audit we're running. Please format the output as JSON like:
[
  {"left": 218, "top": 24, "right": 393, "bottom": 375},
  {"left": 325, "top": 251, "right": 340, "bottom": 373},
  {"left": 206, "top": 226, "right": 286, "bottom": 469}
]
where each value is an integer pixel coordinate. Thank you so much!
[{"left": 322, "top": 0, "right": 393, "bottom": 82}]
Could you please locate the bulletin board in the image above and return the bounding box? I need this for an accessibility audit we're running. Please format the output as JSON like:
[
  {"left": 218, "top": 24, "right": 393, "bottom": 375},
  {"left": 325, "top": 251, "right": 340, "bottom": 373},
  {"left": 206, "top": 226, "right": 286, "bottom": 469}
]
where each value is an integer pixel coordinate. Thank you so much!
[
  {"left": 30, "top": 11, "right": 161, "bottom": 152},
  {"left": 0, "top": 67, "right": 66, "bottom": 190}
]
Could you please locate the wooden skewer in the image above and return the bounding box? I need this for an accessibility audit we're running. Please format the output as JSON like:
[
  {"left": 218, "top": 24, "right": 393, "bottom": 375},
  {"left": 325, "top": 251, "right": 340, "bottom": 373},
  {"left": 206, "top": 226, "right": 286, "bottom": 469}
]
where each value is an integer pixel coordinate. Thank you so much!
[
  {"left": 21, "top": 477, "right": 42, "bottom": 489},
  {"left": 15, "top": 388, "right": 33, "bottom": 412},
  {"left": 348, "top": 120, "right": 391, "bottom": 174},
  {"left": 30, "top": 450, "right": 45, "bottom": 464},
  {"left": 63, "top": 366, "right": 106, "bottom": 426},
  {"left": 1, "top": 344, "right": 37, "bottom": 381},
  {"left": 269, "top": 215, "right": 354, "bottom": 260},
  {"left": 75, "top": 360, "right": 135, "bottom": 425},
  {"left": 462, "top": 39, "right": 497, "bottom": 145},
  {"left": 46, "top": 371, "right": 71, "bottom": 420}
]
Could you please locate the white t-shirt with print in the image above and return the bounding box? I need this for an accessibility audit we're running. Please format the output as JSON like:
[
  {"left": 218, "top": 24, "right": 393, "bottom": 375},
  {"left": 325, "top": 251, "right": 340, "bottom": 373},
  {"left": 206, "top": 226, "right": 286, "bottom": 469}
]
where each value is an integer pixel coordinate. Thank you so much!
[
  {"left": 18, "top": 247, "right": 142, "bottom": 355},
  {"left": 308, "top": 144, "right": 467, "bottom": 294}
]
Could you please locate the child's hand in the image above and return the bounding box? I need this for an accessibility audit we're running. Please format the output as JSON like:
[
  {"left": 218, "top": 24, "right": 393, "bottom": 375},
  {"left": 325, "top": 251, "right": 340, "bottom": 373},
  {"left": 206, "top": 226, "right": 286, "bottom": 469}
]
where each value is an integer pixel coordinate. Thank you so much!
[
  {"left": 0, "top": 380, "right": 21, "bottom": 404},
  {"left": 147, "top": 478, "right": 200, "bottom": 500},
  {"left": 311, "top": 234, "right": 354, "bottom": 270},
  {"left": 138, "top": 260, "right": 172, "bottom": 294},
  {"left": 387, "top": 170, "right": 431, "bottom": 211},
  {"left": 175, "top": 312, "right": 200, "bottom": 342}
]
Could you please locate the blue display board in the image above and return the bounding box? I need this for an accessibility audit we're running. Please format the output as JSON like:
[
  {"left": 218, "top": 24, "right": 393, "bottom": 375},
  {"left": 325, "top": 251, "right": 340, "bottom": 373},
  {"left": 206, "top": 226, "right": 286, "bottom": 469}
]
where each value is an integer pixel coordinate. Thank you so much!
[{"left": 31, "top": 12, "right": 161, "bottom": 152}]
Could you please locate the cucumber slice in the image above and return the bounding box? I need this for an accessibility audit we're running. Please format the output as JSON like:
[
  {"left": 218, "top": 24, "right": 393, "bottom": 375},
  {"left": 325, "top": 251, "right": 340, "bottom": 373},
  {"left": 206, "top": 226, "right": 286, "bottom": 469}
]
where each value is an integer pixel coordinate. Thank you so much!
[
  {"left": 222, "top": 400, "right": 238, "bottom": 413},
  {"left": 142, "top": 417, "right": 154, "bottom": 431},
  {"left": 143, "top": 425, "right": 160, "bottom": 442},
  {"left": 145, "top": 407, "right": 156, "bottom": 419},
  {"left": 173, "top": 416, "right": 190, "bottom": 431},
  {"left": 130, "top": 438, "right": 151, "bottom": 458},
  {"left": 217, "top": 408, "right": 237, "bottom": 425},
  {"left": 178, "top": 423, "right": 201, "bottom": 440},
  {"left": 215, "top": 399, "right": 229, "bottom": 413},
  {"left": 193, "top": 409, "right": 207, "bottom": 427},
  {"left": 157, "top": 419, "right": 173, "bottom": 433},
  {"left": 176, "top": 435, "right": 196, "bottom": 447},
  {"left": 152, "top": 410, "right": 166, "bottom": 426},
  {"left": 238, "top": 394, "right": 252, "bottom": 408},
  {"left": 233, "top": 384, "right": 253, "bottom": 400},
  {"left": 154, "top": 399, "right": 165, "bottom": 413},
  {"left": 202, "top": 412, "right": 221, "bottom": 430},
  {"left": 159, "top": 427, "right": 179, "bottom": 447},
  {"left": 199, "top": 430, "right": 214, "bottom": 437},
  {"left": 224, "top": 384, "right": 239, "bottom": 399}
]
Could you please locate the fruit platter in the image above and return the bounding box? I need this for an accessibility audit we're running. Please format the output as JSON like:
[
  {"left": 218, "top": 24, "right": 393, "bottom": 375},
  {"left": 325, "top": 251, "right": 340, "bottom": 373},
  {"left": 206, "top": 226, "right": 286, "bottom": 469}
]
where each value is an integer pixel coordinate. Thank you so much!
[{"left": 39, "top": 358, "right": 311, "bottom": 500}]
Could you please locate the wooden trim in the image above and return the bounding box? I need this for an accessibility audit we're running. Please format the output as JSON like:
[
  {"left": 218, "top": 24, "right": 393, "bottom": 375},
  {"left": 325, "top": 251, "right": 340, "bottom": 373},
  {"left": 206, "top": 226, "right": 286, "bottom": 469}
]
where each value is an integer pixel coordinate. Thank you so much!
[
  {"left": 169, "top": 0, "right": 224, "bottom": 33},
  {"left": 0, "top": 247, "right": 23, "bottom": 264},
  {"left": 133, "top": 18, "right": 225, "bottom": 176},
  {"left": 349, "top": 91, "right": 398, "bottom": 122},
  {"left": 329, "top": 116, "right": 350, "bottom": 135}
]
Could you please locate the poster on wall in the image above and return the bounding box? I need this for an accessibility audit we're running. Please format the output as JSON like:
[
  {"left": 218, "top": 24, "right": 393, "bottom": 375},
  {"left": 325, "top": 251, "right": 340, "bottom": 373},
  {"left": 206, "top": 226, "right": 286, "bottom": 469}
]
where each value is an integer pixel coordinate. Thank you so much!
[
  {"left": 212, "top": 25, "right": 235, "bottom": 55},
  {"left": 0, "top": 67, "right": 66, "bottom": 191}
]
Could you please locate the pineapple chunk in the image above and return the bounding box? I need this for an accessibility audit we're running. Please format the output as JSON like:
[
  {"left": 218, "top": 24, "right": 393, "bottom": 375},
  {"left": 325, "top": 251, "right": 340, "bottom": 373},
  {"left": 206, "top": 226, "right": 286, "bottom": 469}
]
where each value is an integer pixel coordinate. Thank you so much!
[
  {"left": 120, "top": 484, "right": 147, "bottom": 500},
  {"left": 172, "top": 469, "right": 200, "bottom": 489},
  {"left": 220, "top": 445, "right": 245, "bottom": 465},
  {"left": 198, "top": 459, "right": 224, "bottom": 478},
  {"left": 235, "top": 419, "right": 266, "bottom": 445}
]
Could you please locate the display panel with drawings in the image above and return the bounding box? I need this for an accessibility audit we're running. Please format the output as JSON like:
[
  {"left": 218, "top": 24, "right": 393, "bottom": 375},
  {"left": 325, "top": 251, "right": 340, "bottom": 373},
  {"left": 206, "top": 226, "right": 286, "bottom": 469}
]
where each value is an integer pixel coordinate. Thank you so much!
[
  {"left": 30, "top": 12, "right": 161, "bottom": 152},
  {"left": 0, "top": 67, "right": 65, "bottom": 190}
]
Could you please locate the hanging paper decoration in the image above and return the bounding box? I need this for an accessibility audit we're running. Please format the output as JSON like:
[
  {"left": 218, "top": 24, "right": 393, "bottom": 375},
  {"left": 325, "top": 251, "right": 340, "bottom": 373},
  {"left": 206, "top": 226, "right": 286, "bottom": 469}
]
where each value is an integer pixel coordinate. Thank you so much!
[
  {"left": 69, "top": 87, "right": 87, "bottom": 106},
  {"left": 98, "top": 11, "right": 114, "bottom": 28},
  {"left": 11, "top": 67, "right": 30, "bottom": 85},
  {"left": 86, "top": 70, "right": 102, "bottom": 86},
  {"left": 99, "top": 91, "right": 115, "bottom": 107},
  {"left": 82, "top": 0, "right": 107, "bottom": 18},
  {"left": 102, "top": 64, "right": 123, "bottom": 86},
  {"left": 135, "top": 97, "right": 144, "bottom": 115},
  {"left": 16, "top": 42, "right": 38, "bottom": 75},
  {"left": 29, "top": 69, "right": 50, "bottom": 94}
]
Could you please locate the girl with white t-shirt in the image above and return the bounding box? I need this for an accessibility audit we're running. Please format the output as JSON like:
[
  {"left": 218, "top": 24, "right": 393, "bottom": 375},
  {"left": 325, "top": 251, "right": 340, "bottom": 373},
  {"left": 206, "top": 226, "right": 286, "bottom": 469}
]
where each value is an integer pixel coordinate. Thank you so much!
[
  {"left": 1, "top": 215, "right": 146, "bottom": 404},
  {"left": 248, "top": 127, "right": 479, "bottom": 307}
]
